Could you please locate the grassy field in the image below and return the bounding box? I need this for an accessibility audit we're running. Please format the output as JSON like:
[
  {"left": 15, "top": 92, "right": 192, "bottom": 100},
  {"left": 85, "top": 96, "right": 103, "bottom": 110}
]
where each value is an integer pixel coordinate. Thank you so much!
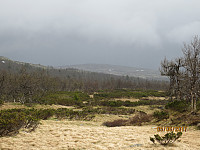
[
  {"left": 0, "top": 119, "right": 199, "bottom": 150},
  {"left": 0, "top": 90, "right": 200, "bottom": 150}
]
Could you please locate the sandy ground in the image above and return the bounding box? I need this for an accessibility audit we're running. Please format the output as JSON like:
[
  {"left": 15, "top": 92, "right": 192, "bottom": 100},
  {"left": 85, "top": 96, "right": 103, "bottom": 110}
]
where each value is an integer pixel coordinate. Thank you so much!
[{"left": 0, "top": 120, "right": 199, "bottom": 150}]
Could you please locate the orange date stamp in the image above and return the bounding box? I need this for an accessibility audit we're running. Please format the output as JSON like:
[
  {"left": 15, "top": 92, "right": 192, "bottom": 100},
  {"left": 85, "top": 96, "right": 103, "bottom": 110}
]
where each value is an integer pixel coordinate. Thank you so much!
[{"left": 157, "top": 126, "right": 187, "bottom": 132}]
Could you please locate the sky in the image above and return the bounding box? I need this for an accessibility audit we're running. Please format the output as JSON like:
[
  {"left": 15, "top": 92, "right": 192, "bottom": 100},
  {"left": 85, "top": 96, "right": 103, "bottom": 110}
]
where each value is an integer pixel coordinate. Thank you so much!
[{"left": 0, "top": 0, "right": 200, "bottom": 69}]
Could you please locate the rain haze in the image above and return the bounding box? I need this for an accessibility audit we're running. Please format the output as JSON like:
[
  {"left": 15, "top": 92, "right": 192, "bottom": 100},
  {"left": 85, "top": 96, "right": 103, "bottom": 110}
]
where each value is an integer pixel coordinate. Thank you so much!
[{"left": 0, "top": 0, "right": 200, "bottom": 69}]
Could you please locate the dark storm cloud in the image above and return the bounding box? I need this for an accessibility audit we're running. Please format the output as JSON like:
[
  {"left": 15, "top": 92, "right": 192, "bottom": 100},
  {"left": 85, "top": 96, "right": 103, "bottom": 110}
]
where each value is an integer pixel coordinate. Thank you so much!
[{"left": 0, "top": 0, "right": 200, "bottom": 69}]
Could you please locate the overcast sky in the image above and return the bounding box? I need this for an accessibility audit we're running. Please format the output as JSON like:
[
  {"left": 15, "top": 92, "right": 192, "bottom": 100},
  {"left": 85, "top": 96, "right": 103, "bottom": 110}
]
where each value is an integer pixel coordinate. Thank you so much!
[{"left": 0, "top": 0, "right": 200, "bottom": 69}]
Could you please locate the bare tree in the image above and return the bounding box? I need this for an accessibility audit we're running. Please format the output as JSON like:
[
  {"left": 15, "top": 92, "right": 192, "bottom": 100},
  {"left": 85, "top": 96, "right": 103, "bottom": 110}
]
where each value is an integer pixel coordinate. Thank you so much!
[
  {"left": 161, "top": 36, "right": 200, "bottom": 112},
  {"left": 182, "top": 36, "right": 200, "bottom": 112}
]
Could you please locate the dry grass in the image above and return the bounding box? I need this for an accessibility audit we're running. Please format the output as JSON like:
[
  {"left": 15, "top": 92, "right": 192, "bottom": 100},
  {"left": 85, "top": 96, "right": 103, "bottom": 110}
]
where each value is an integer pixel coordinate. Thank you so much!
[
  {"left": 0, "top": 102, "right": 199, "bottom": 150},
  {"left": 0, "top": 120, "right": 199, "bottom": 150},
  {"left": 0, "top": 103, "right": 74, "bottom": 110},
  {"left": 93, "top": 114, "right": 129, "bottom": 123},
  {"left": 141, "top": 96, "right": 168, "bottom": 101},
  {"left": 0, "top": 103, "right": 27, "bottom": 110},
  {"left": 114, "top": 98, "right": 140, "bottom": 102},
  {"left": 34, "top": 104, "right": 74, "bottom": 110},
  {"left": 114, "top": 97, "right": 168, "bottom": 102}
]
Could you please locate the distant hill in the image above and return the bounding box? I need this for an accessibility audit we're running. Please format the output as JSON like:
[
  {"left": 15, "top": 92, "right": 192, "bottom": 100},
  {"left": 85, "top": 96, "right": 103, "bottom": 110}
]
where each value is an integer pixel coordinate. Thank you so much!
[
  {"left": 0, "top": 56, "right": 168, "bottom": 91},
  {"left": 59, "top": 64, "right": 167, "bottom": 81},
  {"left": 0, "top": 56, "right": 165, "bottom": 81}
]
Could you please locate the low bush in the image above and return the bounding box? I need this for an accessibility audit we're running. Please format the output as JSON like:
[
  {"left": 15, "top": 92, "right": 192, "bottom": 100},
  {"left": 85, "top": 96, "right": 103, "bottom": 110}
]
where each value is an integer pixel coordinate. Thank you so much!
[
  {"left": 55, "top": 108, "right": 95, "bottom": 121},
  {"left": 100, "top": 100, "right": 123, "bottom": 107},
  {"left": 165, "top": 100, "right": 189, "bottom": 112},
  {"left": 150, "top": 132, "right": 182, "bottom": 145},
  {"left": 82, "top": 107, "right": 135, "bottom": 115},
  {"left": 37, "top": 109, "right": 55, "bottom": 120},
  {"left": 129, "top": 112, "right": 152, "bottom": 126},
  {"left": 94, "top": 90, "right": 167, "bottom": 100},
  {"left": 99, "top": 99, "right": 168, "bottom": 107},
  {"left": 38, "top": 91, "right": 90, "bottom": 106},
  {"left": 102, "top": 107, "right": 135, "bottom": 115},
  {"left": 153, "top": 110, "right": 169, "bottom": 121},
  {"left": 0, "top": 109, "right": 39, "bottom": 137},
  {"left": 0, "top": 107, "right": 97, "bottom": 137},
  {"left": 102, "top": 119, "right": 128, "bottom": 127},
  {"left": 103, "top": 112, "right": 151, "bottom": 127}
]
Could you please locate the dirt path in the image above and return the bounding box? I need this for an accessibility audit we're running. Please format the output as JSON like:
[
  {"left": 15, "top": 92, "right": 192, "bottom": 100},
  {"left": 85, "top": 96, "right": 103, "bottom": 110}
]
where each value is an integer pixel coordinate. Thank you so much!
[{"left": 0, "top": 120, "right": 199, "bottom": 150}]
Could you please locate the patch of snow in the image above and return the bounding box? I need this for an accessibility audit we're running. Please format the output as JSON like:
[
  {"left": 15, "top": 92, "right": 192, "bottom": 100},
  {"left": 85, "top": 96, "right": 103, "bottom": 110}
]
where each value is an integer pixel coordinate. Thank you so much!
[{"left": 1, "top": 61, "right": 5, "bottom": 64}]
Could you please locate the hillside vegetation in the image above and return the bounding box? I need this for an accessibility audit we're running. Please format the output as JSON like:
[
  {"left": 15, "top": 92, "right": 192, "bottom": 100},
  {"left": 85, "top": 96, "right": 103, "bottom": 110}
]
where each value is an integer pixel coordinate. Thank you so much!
[{"left": 0, "top": 89, "right": 200, "bottom": 149}]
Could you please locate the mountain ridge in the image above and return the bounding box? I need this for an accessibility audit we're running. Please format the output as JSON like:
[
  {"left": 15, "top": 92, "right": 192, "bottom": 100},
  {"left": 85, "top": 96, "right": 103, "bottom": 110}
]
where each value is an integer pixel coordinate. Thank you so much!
[{"left": 59, "top": 64, "right": 167, "bottom": 81}]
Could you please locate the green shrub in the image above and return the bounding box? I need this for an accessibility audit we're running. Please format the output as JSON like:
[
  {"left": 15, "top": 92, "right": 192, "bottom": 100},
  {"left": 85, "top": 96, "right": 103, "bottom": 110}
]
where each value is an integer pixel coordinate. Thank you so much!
[
  {"left": 153, "top": 110, "right": 169, "bottom": 121},
  {"left": 94, "top": 91, "right": 148, "bottom": 100},
  {"left": 0, "top": 109, "right": 39, "bottom": 137},
  {"left": 0, "top": 107, "right": 99, "bottom": 137},
  {"left": 54, "top": 108, "right": 94, "bottom": 121},
  {"left": 94, "top": 90, "right": 167, "bottom": 100},
  {"left": 54, "top": 108, "right": 67, "bottom": 119},
  {"left": 150, "top": 132, "right": 182, "bottom": 145},
  {"left": 98, "top": 99, "right": 168, "bottom": 107},
  {"left": 38, "top": 91, "right": 90, "bottom": 106},
  {"left": 100, "top": 100, "right": 123, "bottom": 107},
  {"left": 37, "top": 109, "right": 55, "bottom": 120},
  {"left": 165, "top": 100, "right": 189, "bottom": 112},
  {"left": 82, "top": 107, "right": 135, "bottom": 115}
]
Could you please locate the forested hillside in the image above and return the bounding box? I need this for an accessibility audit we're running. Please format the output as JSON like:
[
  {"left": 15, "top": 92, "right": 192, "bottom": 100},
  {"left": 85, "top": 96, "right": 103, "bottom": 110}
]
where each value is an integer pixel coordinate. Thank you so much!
[{"left": 0, "top": 56, "right": 168, "bottom": 104}]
